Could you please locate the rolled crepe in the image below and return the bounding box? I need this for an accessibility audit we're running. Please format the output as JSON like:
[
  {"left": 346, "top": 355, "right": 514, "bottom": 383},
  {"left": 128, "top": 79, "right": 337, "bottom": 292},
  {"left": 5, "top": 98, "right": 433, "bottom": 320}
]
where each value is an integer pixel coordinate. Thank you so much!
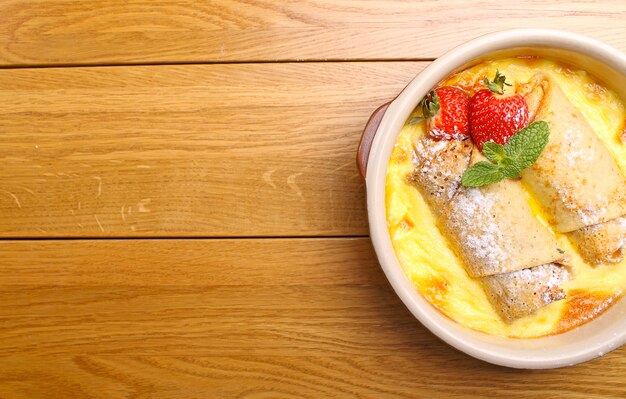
[
  {"left": 409, "top": 137, "right": 569, "bottom": 321},
  {"left": 411, "top": 138, "right": 473, "bottom": 214},
  {"left": 411, "top": 141, "right": 565, "bottom": 276},
  {"left": 519, "top": 74, "right": 626, "bottom": 263},
  {"left": 569, "top": 217, "right": 626, "bottom": 264},
  {"left": 482, "top": 263, "right": 568, "bottom": 322}
]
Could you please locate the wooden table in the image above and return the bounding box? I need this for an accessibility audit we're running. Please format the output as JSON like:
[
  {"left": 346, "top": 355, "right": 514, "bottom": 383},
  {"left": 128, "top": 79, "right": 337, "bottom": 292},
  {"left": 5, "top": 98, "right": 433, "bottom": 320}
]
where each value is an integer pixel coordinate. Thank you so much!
[{"left": 1, "top": 1, "right": 625, "bottom": 397}]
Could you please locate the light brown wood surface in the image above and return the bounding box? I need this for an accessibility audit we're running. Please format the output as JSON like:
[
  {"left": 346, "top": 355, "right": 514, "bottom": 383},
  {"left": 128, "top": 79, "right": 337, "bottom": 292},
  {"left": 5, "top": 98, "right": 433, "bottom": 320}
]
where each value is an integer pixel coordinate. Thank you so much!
[
  {"left": 1, "top": 1, "right": 625, "bottom": 398},
  {"left": 0, "top": 1, "right": 626, "bottom": 66},
  {"left": 1, "top": 239, "right": 625, "bottom": 398},
  {"left": 0, "top": 62, "right": 422, "bottom": 237}
]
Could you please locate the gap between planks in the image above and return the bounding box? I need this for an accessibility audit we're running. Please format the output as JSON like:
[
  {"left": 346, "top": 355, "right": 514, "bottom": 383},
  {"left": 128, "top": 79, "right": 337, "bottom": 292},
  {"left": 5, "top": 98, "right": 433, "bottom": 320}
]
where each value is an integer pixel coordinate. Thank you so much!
[
  {"left": 0, "top": 235, "right": 370, "bottom": 241},
  {"left": 0, "top": 58, "right": 436, "bottom": 70}
]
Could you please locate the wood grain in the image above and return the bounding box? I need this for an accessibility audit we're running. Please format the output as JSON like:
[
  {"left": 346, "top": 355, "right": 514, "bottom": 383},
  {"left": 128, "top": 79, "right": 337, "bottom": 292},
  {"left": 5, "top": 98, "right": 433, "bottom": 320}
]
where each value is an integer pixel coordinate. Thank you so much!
[
  {"left": 0, "top": 1, "right": 625, "bottom": 66},
  {"left": 1, "top": 354, "right": 626, "bottom": 399},
  {"left": 0, "top": 61, "right": 423, "bottom": 237},
  {"left": 0, "top": 239, "right": 419, "bottom": 356},
  {"left": 2, "top": 2, "right": 625, "bottom": 397},
  {"left": 1, "top": 238, "right": 625, "bottom": 398}
]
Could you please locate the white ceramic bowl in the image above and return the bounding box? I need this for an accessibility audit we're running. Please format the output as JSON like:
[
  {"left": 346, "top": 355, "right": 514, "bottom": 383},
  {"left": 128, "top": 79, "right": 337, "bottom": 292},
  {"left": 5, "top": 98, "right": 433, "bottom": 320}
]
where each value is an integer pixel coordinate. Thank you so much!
[{"left": 359, "top": 29, "right": 626, "bottom": 369}]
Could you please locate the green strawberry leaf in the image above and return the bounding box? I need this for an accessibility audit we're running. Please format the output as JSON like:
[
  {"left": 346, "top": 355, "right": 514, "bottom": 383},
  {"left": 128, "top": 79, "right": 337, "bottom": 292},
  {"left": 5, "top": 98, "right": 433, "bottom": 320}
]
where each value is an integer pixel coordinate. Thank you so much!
[
  {"left": 484, "top": 70, "right": 512, "bottom": 95},
  {"left": 482, "top": 142, "right": 507, "bottom": 164},
  {"left": 461, "top": 162, "right": 505, "bottom": 187},
  {"left": 420, "top": 90, "right": 440, "bottom": 118},
  {"left": 409, "top": 116, "right": 424, "bottom": 126},
  {"left": 504, "top": 121, "right": 550, "bottom": 169}
]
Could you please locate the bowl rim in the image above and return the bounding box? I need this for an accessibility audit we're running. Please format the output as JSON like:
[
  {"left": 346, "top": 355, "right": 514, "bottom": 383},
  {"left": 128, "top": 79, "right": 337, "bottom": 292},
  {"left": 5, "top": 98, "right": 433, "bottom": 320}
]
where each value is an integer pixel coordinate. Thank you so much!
[{"left": 365, "top": 28, "right": 626, "bottom": 369}]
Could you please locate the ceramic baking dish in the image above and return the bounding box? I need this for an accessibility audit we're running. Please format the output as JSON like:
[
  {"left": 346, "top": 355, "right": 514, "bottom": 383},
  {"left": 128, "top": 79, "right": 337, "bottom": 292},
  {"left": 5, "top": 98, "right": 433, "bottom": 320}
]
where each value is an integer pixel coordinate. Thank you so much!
[{"left": 357, "top": 29, "right": 626, "bottom": 368}]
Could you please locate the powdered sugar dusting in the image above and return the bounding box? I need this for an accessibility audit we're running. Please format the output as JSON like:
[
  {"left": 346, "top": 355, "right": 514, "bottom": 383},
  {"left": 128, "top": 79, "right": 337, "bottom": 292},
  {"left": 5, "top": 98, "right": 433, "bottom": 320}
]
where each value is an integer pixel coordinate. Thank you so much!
[
  {"left": 570, "top": 215, "right": 626, "bottom": 264},
  {"left": 427, "top": 127, "right": 469, "bottom": 141},
  {"left": 500, "top": 263, "right": 568, "bottom": 302},
  {"left": 409, "top": 137, "right": 472, "bottom": 208},
  {"left": 418, "top": 157, "right": 456, "bottom": 200},
  {"left": 504, "top": 102, "right": 528, "bottom": 128},
  {"left": 556, "top": 185, "right": 608, "bottom": 227},
  {"left": 413, "top": 137, "right": 450, "bottom": 166},
  {"left": 564, "top": 125, "right": 594, "bottom": 167},
  {"left": 567, "top": 148, "right": 594, "bottom": 167},
  {"left": 536, "top": 263, "right": 569, "bottom": 303},
  {"left": 483, "top": 262, "right": 569, "bottom": 321},
  {"left": 618, "top": 217, "right": 626, "bottom": 248},
  {"left": 449, "top": 188, "right": 507, "bottom": 269}
]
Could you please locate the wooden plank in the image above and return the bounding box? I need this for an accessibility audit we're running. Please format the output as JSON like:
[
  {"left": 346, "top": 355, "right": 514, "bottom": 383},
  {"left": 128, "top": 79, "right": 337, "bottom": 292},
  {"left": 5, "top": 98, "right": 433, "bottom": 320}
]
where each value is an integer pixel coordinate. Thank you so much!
[
  {"left": 0, "top": 238, "right": 625, "bottom": 398},
  {"left": 1, "top": 355, "right": 625, "bottom": 399},
  {"left": 0, "top": 238, "right": 382, "bottom": 287},
  {"left": 0, "top": 1, "right": 625, "bottom": 66},
  {"left": 0, "top": 239, "right": 423, "bottom": 356},
  {"left": 0, "top": 62, "right": 423, "bottom": 237}
]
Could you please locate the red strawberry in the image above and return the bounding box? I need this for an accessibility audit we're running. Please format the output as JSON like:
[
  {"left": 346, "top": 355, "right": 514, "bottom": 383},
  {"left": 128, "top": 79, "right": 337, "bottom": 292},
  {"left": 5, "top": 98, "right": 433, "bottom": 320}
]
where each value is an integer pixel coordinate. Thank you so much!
[
  {"left": 421, "top": 86, "right": 470, "bottom": 141},
  {"left": 469, "top": 70, "right": 529, "bottom": 150}
]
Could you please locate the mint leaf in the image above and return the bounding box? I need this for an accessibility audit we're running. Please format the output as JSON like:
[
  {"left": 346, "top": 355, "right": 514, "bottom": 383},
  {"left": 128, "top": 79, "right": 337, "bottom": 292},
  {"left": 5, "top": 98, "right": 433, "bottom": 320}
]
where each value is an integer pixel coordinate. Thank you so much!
[
  {"left": 505, "top": 121, "right": 550, "bottom": 169},
  {"left": 482, "top": 142, "right": 507, "bottom": 163},
  {"left": 461, "top": 162, "right": 505, "bottom": 187},
  {"left": 461, "top": 120, "right": 550, "bottom": 188},
  {"left": 482, "top": 142, "right": 522, "bottom": 178},
  {"left": 501, "top": 160, "right": 523, "bottom": 178}
]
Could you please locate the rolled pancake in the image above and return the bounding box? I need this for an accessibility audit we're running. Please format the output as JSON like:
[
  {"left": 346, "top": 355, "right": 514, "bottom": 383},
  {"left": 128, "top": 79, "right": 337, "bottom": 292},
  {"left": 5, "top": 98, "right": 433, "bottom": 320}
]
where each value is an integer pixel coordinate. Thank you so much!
[
  {"left": 409, "top": 137, "right": 569, "bottom": 321},
  {"left": 569, "top": 217, "right": 626, "bottom": 264},
  {"left": 411, "top": 141, "right": 565, "bottom": 277},
  {"left": 482, "top": 263, "right": 569, "bottom": 322},
  {"left": 409, "top": 138, "right": 473, "bottom": 214},
  {"left": 519, "top": 74, "right": 626, "bottom": 263}
]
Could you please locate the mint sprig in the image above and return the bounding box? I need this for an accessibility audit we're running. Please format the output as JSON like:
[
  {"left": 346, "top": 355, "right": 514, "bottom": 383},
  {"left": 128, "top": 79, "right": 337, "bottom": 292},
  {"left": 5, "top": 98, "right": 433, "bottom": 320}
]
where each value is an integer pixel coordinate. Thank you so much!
[
  {"left": 460, "top": 161, "right": 504, "bottom": 187},
  {"left": 504, "top": 120, "right": 550, "bottom": 169},
  {"left": 461, "top": 121, "right": 550, "bottom": 187}
]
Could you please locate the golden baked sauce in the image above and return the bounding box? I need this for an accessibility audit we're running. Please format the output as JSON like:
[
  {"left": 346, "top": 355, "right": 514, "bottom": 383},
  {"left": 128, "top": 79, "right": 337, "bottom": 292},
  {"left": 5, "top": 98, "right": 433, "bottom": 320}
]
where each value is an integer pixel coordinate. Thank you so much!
[{"left": 386, "top": 57, "right": 626, "bottom": 337}]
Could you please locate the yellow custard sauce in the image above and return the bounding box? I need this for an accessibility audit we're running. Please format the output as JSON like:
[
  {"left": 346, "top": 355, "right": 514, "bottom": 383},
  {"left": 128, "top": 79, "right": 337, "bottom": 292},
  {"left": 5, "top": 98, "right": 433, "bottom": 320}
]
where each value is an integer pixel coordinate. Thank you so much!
[{"left": 385, "top": 57, "right": 626, "bottom": 337}]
